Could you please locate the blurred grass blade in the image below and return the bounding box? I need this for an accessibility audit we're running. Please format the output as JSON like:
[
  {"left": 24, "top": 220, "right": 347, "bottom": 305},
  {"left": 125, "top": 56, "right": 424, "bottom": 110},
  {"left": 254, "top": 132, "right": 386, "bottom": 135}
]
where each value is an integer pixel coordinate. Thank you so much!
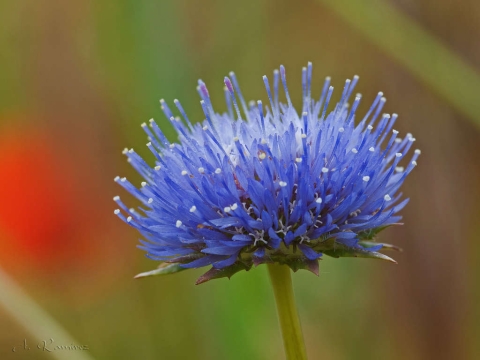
[
  {"left": 0, "top": 267, "right": 95, "bottom": 360},
  {"left": 318, "top": 0, "right": 480, "bottom": 129}
]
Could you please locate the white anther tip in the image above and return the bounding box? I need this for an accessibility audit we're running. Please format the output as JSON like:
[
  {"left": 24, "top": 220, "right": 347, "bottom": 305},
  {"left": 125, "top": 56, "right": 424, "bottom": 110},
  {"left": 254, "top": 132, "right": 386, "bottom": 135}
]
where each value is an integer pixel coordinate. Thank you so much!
[
  {"left": 189, "top": 206, "right": 196, "bottom": 212},
  {"left": 127, "top": 216, "right": 132, "bottom": 223},
  {"left": 369, "top": 147, "right": 375, "bottom": 152},
  {"left": 114, "top": 209, "right": 120, "bottom": 214},
  {"left": 154, "top": 166, "right": 161, "bottom": 171},
  {"left": 396, "top": 153, "right": 402, "bottom": 158},
  {"left": 141, "top": 182, "right": 147, "bottom": 187},
  {"left": 339, "top": 127, "right": 345, "bottom": 133},
  {"left": 316, "top": 198, "right": 322, "bottom": 204},
  {"left": 279, "top": 181, "right": 287, "bottom": 187},
  {"left": 215, "top": 168, "right": 221, "bottom": 174},
  {"left": 363, "top": 176, "right": 370, "bottom": 182},
  {"left": 176, "top": 220, "right": 182, "bottom": 228},
  {"left": 415, "top": 149, "right": 421, "bottom": 154},
  {"left": 351, "top": 148, "right": 358, "bottom": 154},
  {"left": 181, "top": 170, "right": 188, "bottom": 176},
  {"left": 295, "top": 157, "right": 302, "bottom": 163},
  {"left": 321, "top": 167, "right": 329, "bottom": 173},
  {"left": 113, "top": 196, "right": 120, "bottom": 201},
  {"left": 384, "top": 194, "right": 392, "bottom": 201}
]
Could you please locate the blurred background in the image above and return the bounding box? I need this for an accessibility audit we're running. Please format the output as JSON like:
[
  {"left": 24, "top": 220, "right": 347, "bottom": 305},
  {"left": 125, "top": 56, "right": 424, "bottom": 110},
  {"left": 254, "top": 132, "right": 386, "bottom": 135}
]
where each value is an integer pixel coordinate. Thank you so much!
[{"left": 0, "top": 0, "right": 479, "bottom": 359}]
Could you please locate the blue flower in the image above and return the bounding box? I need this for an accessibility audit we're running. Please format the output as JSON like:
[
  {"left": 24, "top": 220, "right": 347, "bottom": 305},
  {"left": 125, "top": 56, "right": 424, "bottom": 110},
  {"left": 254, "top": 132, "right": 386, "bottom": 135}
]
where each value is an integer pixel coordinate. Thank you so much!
[{"left": 114, "top": 63, "right": 420, "bottom": 284}]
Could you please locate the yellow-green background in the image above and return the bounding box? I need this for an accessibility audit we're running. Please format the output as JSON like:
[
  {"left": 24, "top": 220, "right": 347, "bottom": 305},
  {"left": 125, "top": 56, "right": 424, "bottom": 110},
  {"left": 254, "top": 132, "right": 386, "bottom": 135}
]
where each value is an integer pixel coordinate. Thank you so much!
[{"left": 0, "top": 0, "right": 479, "bottom": 359}]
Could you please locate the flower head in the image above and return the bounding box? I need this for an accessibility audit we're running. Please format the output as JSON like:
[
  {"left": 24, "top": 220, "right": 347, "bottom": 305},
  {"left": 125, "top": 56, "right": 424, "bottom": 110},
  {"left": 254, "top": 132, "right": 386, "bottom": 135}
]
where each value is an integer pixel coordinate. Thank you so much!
[{"left": 115, "top": 63, "right": 419, "bottom": 284}]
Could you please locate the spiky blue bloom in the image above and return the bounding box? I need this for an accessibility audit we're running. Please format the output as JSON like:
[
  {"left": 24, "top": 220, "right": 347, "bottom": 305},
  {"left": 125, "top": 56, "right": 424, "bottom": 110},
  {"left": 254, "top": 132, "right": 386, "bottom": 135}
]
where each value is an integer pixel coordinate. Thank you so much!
[{"left": 114, "top": 64, "right": 420, "bottom": 284}]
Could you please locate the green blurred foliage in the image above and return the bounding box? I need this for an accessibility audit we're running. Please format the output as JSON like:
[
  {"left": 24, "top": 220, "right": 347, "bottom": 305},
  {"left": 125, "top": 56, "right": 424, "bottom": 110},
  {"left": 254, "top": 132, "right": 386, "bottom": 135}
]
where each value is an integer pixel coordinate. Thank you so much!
[{"left": 1, "top": 0, "right": 480, "bottom": 359}]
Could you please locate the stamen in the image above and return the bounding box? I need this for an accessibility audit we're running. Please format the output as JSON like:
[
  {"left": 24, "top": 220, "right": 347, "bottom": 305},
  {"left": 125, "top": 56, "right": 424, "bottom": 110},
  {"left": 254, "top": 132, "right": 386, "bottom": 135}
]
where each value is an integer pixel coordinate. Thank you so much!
[
  {"left": 229, "top": 72, "right": 251, "bottom": 122},
  {"left": 273, "top": 69, "right": 280, "bottom": 113},
  {"left": 307, "top": 62, "right": 313, "bottom": 110},
  {"left": 257, "top": 100, "right": 266, "bottom": 135},
  {"left": 279, "top": 65, "right": 292, "bottom": 107},
  {"left": 263, "top": 75, "right": 277, "bottom": 119},
  {"left": 321, "top": 86, "right": 334, "bottom": 120},
  {"left": 224, "top": 77, "right": 242, "bottom": 120},
  {"left": 224, "top": 86, "right": 234, "bottom": 119},
  {"left": 318, "top": 76, "right": 331, "bottom": 115}
]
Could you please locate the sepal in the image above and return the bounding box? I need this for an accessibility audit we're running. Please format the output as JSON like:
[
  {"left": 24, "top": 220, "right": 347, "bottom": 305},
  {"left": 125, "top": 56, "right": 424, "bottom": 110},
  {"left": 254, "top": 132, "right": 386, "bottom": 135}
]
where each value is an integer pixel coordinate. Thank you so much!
[
  {"left": 134, "top": 262, "right": 187, "bottom": 279},
  {"left": 195, "top": 260, "right": 253, "bottom": 285},
  {"left": 359, "top": 240, "right": 403, "bottom": 252}
]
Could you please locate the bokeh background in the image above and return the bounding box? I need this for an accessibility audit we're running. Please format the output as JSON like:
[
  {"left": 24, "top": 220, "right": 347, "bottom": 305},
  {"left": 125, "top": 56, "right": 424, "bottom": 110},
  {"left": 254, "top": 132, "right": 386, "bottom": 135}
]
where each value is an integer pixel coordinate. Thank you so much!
[{"left": 1, "top": 0, "right": 479, "bottom": 359}]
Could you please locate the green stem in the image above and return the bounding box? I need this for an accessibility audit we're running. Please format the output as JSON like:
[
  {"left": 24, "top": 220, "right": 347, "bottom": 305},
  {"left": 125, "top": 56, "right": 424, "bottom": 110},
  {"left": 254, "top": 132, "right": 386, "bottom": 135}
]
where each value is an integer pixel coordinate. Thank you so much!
[{"left": 267, "top": 263, "right": 308, "bottom": 360}]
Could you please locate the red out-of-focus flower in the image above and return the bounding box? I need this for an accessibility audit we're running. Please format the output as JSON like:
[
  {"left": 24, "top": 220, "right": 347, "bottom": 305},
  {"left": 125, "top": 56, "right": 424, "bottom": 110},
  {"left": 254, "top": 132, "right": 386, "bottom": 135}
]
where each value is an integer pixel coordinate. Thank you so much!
[
  {"left": 0, "top": 118, "right": 135, "bottom": 282},
  {"left": 0, "top": 123, "right": 88, "bottom": 271}
]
